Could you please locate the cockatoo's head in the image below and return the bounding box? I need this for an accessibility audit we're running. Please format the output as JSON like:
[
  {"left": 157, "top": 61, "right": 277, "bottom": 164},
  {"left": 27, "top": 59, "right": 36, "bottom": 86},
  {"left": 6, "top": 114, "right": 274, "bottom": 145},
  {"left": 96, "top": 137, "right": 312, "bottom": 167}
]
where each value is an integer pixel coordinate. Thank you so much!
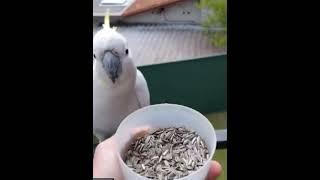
[{"left": 93, "top": 28, "right": 130, "bottom": 83}]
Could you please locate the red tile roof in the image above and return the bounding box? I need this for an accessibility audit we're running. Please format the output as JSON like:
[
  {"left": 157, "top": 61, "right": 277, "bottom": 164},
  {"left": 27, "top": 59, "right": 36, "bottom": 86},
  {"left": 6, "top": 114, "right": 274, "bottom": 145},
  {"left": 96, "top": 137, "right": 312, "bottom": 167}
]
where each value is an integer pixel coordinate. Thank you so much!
[{"left": 122, "top": 0, "right": 181, "bottom": 17}]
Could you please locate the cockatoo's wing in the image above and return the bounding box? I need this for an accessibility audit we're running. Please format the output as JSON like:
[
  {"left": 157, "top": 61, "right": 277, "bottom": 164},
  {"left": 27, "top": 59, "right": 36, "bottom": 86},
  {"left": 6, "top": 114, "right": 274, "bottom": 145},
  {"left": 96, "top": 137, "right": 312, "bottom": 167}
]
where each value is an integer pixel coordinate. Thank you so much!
[{"left": 134, "top": 69, "right": 150, "bottom": 108}]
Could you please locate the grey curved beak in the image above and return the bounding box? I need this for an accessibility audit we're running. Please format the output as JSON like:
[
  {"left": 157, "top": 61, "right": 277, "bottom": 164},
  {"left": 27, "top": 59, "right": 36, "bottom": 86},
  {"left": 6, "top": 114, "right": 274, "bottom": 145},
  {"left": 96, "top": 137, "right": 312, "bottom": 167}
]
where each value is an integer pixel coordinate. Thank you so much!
[{"left": 102, "top": 51, "right": 122, "bottom": 83}]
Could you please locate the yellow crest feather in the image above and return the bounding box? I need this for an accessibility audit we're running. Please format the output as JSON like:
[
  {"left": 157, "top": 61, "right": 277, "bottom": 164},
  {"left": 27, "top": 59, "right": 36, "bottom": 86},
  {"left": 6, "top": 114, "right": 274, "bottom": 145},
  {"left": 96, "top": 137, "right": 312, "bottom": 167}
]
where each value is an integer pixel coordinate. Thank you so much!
[
  {"left": 103, "top": 9, "right": 118, "bottom": 31},
  {"left": 103, "top": 9, "right": 110, "bottom": 29}
]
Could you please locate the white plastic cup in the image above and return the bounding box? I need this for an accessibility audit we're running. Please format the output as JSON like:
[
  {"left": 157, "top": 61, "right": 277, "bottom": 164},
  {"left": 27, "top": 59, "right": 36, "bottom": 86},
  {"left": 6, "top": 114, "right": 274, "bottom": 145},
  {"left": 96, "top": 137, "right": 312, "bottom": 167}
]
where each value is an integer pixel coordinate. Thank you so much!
[{"left": 115, "top": 103, "right": 217, "bottom": 180}]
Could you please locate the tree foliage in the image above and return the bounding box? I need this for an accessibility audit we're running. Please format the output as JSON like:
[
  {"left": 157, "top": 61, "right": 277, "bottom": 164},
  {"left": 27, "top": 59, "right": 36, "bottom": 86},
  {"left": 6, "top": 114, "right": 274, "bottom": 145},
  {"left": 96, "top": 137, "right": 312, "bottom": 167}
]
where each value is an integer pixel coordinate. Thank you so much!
[{"left": 196, "top": 0, "right": 227, "bottom": 48}]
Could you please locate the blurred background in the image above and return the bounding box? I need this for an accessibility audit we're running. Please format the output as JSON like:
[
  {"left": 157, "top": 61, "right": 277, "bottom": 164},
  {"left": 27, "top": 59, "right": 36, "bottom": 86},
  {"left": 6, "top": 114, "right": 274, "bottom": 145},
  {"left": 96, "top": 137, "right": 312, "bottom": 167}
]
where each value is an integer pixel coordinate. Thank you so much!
[{"left": 93, "top": 0, "right": 227, "bottom": 179}]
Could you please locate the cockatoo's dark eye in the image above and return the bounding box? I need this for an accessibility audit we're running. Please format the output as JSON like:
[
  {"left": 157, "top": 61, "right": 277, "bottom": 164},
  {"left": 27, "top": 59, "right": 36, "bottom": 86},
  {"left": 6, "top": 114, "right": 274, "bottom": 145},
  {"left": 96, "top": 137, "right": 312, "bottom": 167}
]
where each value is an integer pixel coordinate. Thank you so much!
[
  {"left": 93, "top": 54, "right": 96, "bottom": 59},
  {"left": 125, "top": 49, "right": 129, "bottom": 55}
]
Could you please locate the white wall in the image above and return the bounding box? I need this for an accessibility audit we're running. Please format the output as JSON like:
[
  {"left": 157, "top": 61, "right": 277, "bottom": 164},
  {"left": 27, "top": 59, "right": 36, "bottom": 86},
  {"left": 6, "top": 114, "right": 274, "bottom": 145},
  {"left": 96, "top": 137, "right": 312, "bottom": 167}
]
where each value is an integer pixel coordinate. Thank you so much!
[
  {"left": 93, "top": 0, "right": 208, "bottom": 25},
  {"left": 119, "top": 0, "right": 202, "bottom": 24},
  {"left": 93, "top": 0, "right": 106, "bottom": 16}
]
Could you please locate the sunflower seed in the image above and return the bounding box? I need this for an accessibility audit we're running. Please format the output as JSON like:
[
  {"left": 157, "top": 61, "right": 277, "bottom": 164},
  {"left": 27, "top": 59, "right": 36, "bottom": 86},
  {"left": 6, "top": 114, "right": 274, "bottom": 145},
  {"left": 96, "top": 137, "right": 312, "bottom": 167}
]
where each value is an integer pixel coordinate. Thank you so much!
[
  {"left": 191, "top": 137, "right": 197, "bottom": 144},
  {"left": 151, "top": 155, "right": 159, "bottom": 160},
  {"left": 162, "top": 149, "right": 169, "bottom": 156},
  {"left": 158, "top": 155, "right": 163, "bottom": 163},
  {"left": 124, "top": 127, "right": 209, "bottom": 180}
]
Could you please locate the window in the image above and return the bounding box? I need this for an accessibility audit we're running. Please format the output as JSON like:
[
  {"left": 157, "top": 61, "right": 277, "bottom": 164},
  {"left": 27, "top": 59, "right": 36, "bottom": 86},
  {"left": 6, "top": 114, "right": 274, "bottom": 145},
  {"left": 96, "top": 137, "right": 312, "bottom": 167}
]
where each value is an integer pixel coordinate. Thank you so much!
[
  {"left": 98, "top": 0, "right": 135, "bottom": 16},
  {"left": 100, "top": 0, "right": 127, "bottom": 5}
]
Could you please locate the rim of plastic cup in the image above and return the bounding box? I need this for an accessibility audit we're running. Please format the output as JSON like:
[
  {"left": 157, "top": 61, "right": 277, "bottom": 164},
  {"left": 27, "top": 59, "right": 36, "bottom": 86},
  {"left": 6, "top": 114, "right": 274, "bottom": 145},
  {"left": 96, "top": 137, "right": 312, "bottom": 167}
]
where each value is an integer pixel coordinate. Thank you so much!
[{"left": 116, "top": 103, "right": 217, "bottom": 180}]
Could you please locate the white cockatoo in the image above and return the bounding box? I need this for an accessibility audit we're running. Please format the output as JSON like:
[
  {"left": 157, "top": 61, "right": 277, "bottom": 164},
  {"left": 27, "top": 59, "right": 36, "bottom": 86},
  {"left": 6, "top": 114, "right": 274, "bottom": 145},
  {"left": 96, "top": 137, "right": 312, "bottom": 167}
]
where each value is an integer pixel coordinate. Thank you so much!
[{"left": 93, "top": 11, "right": 150, "bottom": 142}]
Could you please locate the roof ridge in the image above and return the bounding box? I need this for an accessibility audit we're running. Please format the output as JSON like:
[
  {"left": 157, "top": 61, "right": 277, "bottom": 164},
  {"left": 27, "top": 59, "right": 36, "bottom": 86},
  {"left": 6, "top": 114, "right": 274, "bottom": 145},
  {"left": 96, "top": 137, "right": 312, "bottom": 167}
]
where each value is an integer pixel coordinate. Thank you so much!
[
  {"left": 122, "top": 0, "right": 181, "bottom": 17},
  {"left": 115, "top": 24, "right": 225, "bottom": 32}
]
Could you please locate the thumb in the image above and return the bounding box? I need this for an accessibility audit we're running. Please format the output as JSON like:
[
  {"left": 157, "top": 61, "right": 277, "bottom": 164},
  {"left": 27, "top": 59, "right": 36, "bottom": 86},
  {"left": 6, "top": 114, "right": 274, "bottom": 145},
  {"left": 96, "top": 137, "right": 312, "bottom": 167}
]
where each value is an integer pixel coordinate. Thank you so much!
[{"left": 206, "top": 161, "right": 222, "bottom": 180}]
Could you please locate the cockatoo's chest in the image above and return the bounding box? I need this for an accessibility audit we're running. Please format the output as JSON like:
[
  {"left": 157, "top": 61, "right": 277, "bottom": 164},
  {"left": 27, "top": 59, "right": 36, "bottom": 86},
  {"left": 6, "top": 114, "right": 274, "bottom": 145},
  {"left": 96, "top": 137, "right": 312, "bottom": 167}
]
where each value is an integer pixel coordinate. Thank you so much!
[
  {"left": 93, "top": 78, "right": 139, "bottom": 118},
  {"left": 93, "top": 89, "right": 138, "bottom": 114}
]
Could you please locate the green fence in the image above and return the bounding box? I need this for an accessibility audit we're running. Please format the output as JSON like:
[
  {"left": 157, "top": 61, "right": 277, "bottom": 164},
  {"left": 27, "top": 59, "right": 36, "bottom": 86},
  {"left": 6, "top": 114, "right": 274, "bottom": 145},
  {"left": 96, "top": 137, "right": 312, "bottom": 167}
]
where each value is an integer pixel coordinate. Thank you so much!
[{"left": 138, "top": 54, "right": 227, "bottom": 114}]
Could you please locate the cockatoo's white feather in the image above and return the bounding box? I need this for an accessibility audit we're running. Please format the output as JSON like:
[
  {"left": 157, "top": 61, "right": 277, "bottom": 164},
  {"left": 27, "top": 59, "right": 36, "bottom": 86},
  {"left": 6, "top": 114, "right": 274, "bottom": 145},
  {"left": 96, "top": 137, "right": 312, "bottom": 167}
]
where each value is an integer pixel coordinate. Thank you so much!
[
  {"left": 93, "top": 18, "right": 150, "bottom": 142},
  {"left": 134, "top": 69, "right": 150, "bottom": 108}
]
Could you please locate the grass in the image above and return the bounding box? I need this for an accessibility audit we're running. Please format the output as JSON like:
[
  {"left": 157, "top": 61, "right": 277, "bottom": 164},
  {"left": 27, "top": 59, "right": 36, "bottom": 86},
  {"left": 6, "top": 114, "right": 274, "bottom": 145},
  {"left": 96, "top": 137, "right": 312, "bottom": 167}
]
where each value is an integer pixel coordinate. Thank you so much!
[
  {"left": 206, "top": 111, "right": 227, "bottom": 180},
  {"left": 205, "top": 111, "right": 227, "bottom": 129},
  {"left": 93, "top": 134, "right": 99, "bottom": 144},
  {"left": 213, "top": 149, "right": 227, "bottom": 180}
]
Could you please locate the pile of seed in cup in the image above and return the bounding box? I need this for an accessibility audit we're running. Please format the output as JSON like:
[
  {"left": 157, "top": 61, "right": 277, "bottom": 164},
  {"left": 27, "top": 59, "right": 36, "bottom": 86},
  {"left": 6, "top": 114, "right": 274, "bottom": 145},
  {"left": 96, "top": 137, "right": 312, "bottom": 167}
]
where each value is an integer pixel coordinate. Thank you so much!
[{"left": 124, "top": 127, "right": 210, "bottom": 180}]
